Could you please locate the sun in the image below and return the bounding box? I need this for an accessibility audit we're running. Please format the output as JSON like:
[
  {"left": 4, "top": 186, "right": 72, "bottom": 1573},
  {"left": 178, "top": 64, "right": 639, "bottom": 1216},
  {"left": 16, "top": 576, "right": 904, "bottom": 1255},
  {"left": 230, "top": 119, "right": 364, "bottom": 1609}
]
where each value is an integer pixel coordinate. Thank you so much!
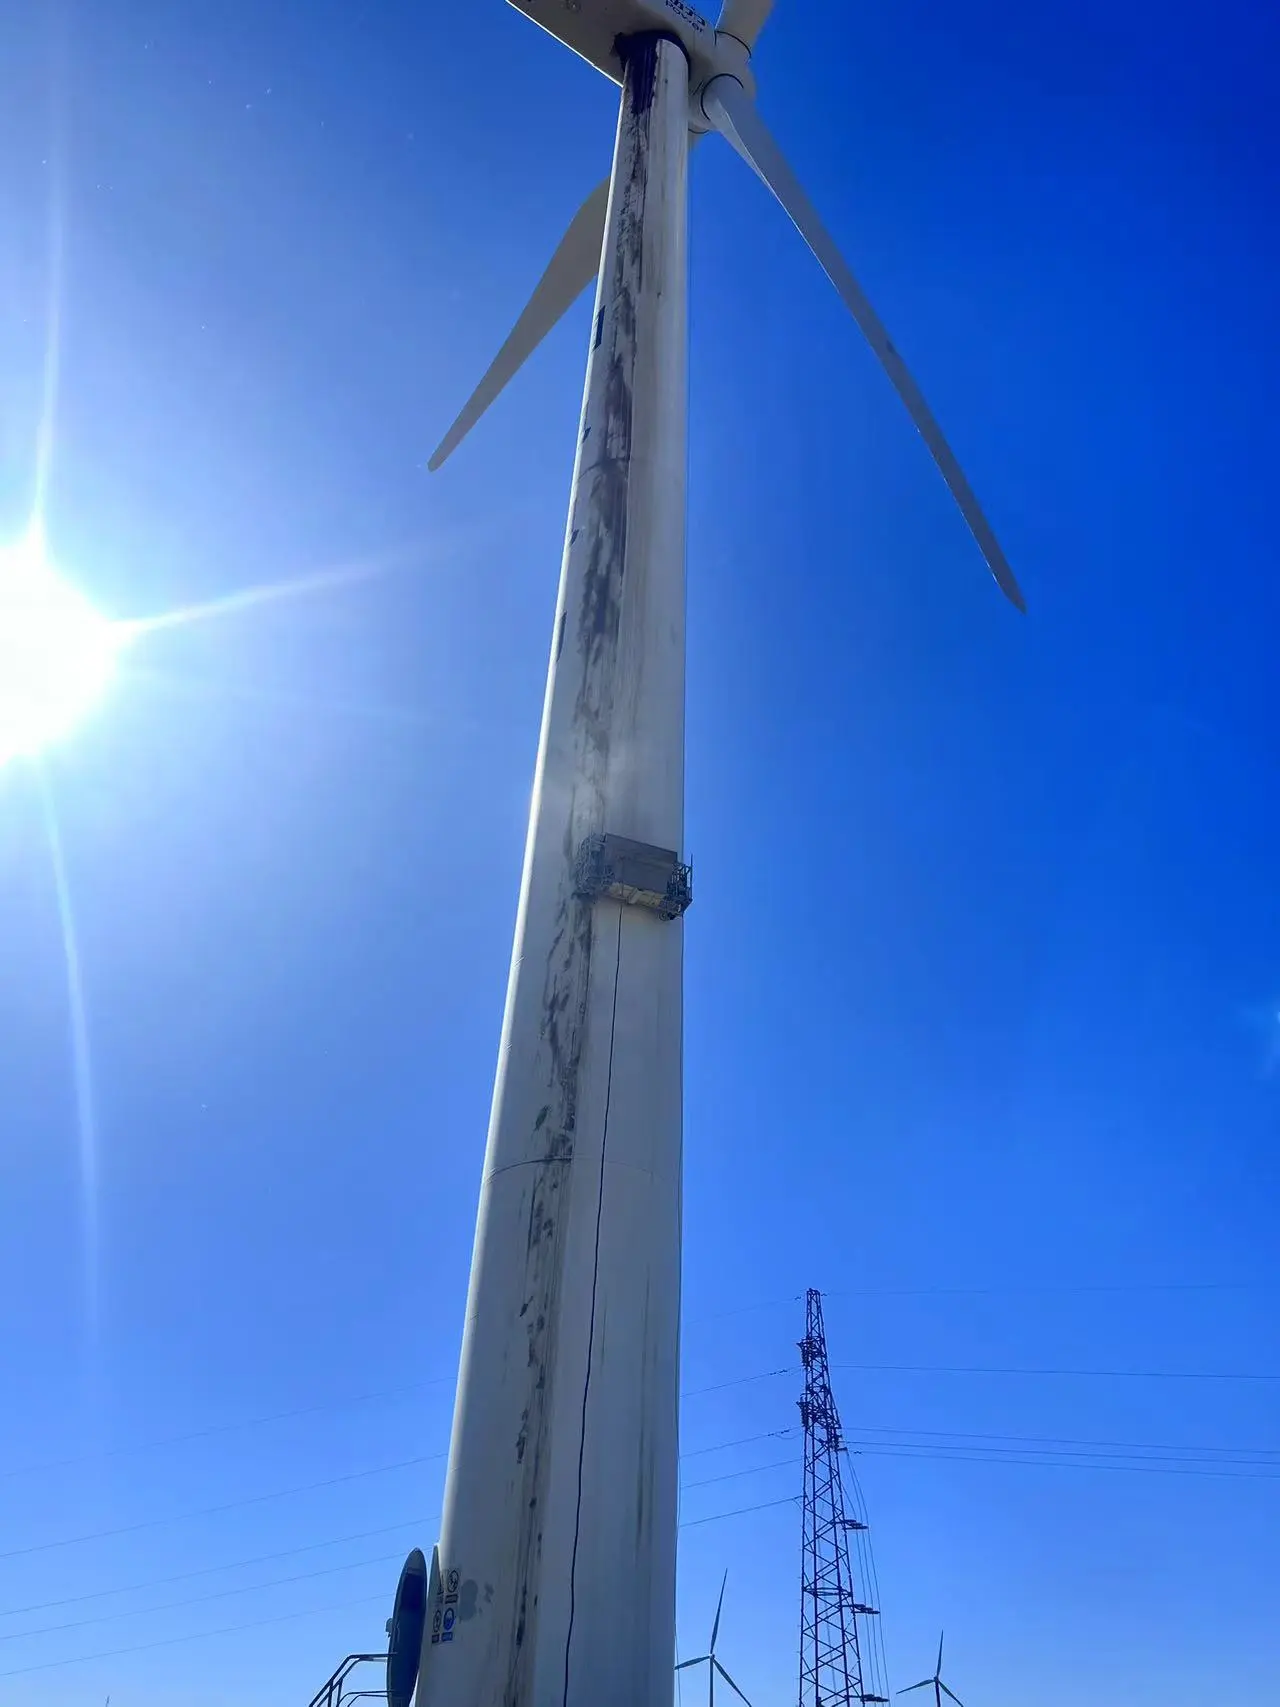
[{"left": 0, "top": 526, "right": 125, "bottom": 769}]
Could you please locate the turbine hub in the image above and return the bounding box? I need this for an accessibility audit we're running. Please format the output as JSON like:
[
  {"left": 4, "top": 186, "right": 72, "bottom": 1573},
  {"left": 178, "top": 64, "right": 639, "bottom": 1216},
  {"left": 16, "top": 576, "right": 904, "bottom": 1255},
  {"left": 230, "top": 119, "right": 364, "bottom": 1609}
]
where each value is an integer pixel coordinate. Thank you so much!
[{"left": 506, "top": 0, "right": 754, "bottom": 104}]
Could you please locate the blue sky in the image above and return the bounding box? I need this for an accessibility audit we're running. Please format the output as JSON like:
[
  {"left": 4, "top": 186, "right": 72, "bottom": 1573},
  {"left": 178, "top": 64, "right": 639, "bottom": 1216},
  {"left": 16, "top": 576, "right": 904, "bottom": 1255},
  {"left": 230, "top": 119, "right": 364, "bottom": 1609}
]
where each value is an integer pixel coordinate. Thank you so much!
[{"left": 1, "top": 0, "right": 1278, "bottom": 1702}]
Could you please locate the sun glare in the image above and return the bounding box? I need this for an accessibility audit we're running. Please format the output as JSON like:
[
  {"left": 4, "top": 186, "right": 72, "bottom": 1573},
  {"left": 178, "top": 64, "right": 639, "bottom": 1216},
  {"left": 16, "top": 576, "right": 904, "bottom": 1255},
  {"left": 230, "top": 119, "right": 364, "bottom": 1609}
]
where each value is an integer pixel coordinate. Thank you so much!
[{"left": 0, "top": 529, "right": 123, "bottom": 768}]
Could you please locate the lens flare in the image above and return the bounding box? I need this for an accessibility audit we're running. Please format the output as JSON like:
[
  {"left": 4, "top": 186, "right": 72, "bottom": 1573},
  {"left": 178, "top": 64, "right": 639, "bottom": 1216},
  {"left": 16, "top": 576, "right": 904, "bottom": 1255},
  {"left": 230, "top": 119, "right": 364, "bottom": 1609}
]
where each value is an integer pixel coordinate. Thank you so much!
[
  {"left": 0, "top": 528, "right": 124, "bottom": 769},
  {"left": 35, "top": 764, "right": 100, "bottom": 1328}
]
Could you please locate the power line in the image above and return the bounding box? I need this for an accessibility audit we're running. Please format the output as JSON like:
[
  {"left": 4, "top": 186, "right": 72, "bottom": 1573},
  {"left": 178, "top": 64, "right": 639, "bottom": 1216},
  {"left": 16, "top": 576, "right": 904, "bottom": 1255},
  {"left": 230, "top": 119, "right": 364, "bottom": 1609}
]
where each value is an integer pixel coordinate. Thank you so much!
[
  {"left": 681, "top": 1427, "right": 797, "bottom": 1460},
  {"left": 836, "top": 1361, "right": 1280, "bottom": 1382},
  {"left": 15, "top": 1413, "right": 1265, "bottom": 1645},
  {"left": 20, "top": 1348, "right": 1269, "bottom": 1628},
  {"left": 847, "top": 1422, "right": 1280, "bottom": 1460},
  {"left": 683, "top": 1366, "right": 797, "bottom": 1396},
  {"left": 827, "top": 1282, "right": 1261, "bottom": 1300},
  {"left": 682, "top": 1357, "right": 1280, "bottom": 1398},
  {"left": 6, "top": 1285, "right": 1265, "bottom": 1483},
  {"left": 0, "top": 1549, "right": 407, "bottom": 1646},
  {"left": 0, "top": 1452, "right": 446, "bottom": 1564},
  {"left": 0, "top": 1593, "right": 391, "bottom": 1681},
  {"left": 11, "top": 1353, "right": 1253, "bottom": 1567},
  {"left": 846, "top": 1443, "right": 1280, "bottom": 1482},
  {"left": 0, "top": 1517, "right": 434, "bottom": 1622},
  {"left": 5, "top": 1422, "right": 1275, "bottom": 1685},
  {"left": 681, "top": 1456, "right": 798, "bottom": 1492},
  {"left": 702, "top": 1281, "right": 1265, "bottom": 1321},
  {"left": 0, "top": 1428, "right": 798, "bottom": 1618},
  {"left": 3, "top": 1460, "right": 808, "bottom": 1647},
  {"left": 3, "top": 1281, "right": 1268, "bottom": 1487},
  {"left": 0, "top": 1379, "right": 451, "bottom": 1485},
  {"left": 0, "top": 1361, "right": 789, "bottom": 1482},
  {"left": 679, "top": 1495, "right": 798, "bottom": 1530},
  {"left": 0, "top": 1494, "right": 803, "bottom": 1679}
]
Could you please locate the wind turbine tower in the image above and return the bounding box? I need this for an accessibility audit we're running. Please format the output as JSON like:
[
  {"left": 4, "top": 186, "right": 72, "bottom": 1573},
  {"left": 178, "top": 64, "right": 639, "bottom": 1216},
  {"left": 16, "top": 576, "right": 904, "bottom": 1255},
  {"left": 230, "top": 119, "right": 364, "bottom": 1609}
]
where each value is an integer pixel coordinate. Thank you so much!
[{"left": 411, "top": 2, "right": 1022, "bottom": 1704}]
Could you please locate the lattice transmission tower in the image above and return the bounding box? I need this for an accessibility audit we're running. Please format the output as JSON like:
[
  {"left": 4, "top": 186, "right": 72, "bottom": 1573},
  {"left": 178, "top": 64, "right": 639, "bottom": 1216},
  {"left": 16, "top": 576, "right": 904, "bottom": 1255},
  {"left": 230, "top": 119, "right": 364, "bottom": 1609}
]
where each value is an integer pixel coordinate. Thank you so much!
[{"left": 798, "top": 1288, "right": 891, "bottom": 1707}]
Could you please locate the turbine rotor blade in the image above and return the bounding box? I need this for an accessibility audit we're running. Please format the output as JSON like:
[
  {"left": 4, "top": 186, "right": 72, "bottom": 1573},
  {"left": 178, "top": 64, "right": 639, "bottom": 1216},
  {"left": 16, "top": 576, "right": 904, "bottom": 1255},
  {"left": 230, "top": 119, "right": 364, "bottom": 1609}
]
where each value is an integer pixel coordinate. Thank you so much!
[
  {"left": 702, "top": 78, "right": 1026, "bottom": 611},
  {"left": 937, "top": 1632, "right": 945, "bottom": 1676},
  {"left": 716, "top": 0, "right": 775, "bottom": 50},
  {"left": 940, "top": 1686, "right": 966, "bottom": 1707},
  {"left": 677, "top": 1657, "right": 711, "bottom": 1671},
  {"left": 714, "top": 1659, "right": 755, "bottom": 1707},
  {"left": 428, "top": 178, "right": 609, "bottom": 471},
  {"left": 897, "top": 1683, "right": 934, "bottom": 1695},
  {"left": 710, "top": 1570, "right": 728, "bottom": 1654}
]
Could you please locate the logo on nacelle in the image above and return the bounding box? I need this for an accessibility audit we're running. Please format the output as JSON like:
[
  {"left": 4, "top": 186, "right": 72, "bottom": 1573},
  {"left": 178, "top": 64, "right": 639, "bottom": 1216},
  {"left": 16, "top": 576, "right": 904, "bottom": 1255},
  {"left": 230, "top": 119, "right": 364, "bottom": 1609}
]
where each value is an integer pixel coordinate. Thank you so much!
[{"left": 663, "top": 0, "right": 709, "bottom": 32}]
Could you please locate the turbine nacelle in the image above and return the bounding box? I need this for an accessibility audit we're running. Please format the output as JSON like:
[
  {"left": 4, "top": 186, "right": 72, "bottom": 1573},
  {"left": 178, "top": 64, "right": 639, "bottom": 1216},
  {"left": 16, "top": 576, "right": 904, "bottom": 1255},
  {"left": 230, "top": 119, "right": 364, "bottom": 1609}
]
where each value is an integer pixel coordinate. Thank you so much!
[{"left": 505, "top": 0, "right": 756, "bottom": 109}]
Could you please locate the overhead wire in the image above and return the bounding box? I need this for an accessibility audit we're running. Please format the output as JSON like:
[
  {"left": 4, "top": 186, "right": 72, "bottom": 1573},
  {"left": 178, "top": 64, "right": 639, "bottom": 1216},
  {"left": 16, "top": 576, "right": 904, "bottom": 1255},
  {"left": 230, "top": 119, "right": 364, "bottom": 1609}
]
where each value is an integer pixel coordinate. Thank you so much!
[
  {"left": 0, "top": 1517, "right": 434, "bottom": 1621},
  {"left": 836, "top": 1360, "right": 1280, "bottom": 1382},
  {"left": 681, "top": 1426, "right": 796, "bottom": 1459},
  {"left": 846, "top": 1422, "right": 1280, "bottom": 1459},
  {"left": 827, "top": 1281, "right": 1263, "bottom": 1301},
  {"left": 3, "top": 1469, "right": 805, "bottom": 1649},
  {"left": 11, "top": 1352, "right": 1274, "bottom": 1683},
  {"left": 7, "top": 1305, "right": 1275, "bottom": 1675},
  {"left": 3, "top": 1355, "right": 1269, "bottom": 1584},
  {"left": 6, "top": 1356, "right": 1273, "bottom": 1611},
  {"left": 833, "top": 1180, "right": 894, "bottom": 1704},
  {"left": 0, "top": 1494, "right": 803, "bottom": 1678},
  {"left": 682, "top": 1366, "right": 798, "bottom": 1397},
  {"left": 845, "top": 1463, "right": 890, "bottom": 1702},
  {"left": 4, "top": 1285, "right": 1266, "bottom": 1485},
  {"left": 0, "top": 1592, "right": 391, "bottom": 1681},
  {"left": 0, "top": 1451, "right": 447, "bottom": 1564},
  {"left": 678, "top": 1357, "right": 1280, "bottom": 1399},
  {"left": 680, "top": 1456, "right": 799, "bottom": 1492},
  {"left": 0, "top": 1548, "right": 409, "bottom": 1645},
  {"left": 702, "top": 1280, "right": 1266, "bottom": 1321},
  {"left": 844, "top": 1443, "right": 1280, "bottom": 1481},
  {"left": 0, "top": 1378, "right": 450, "bottom": 1485},
  {"left": 679, "top": 1494, "right": 799, "bottom": 1531},
  {"left": 0, "top": 1358, "right": 789, "bottom": 1484},
  {"left": 0, "top": 1427, "right": 800, "bottom": 1621}
]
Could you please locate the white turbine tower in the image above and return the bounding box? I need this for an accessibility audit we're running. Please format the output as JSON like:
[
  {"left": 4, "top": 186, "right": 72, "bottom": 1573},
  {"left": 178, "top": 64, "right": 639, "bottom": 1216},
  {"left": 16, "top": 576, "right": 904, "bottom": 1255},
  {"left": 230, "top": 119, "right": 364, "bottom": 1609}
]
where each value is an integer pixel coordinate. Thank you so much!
[{"left": 412, "top": 4, "right": 1023, "bottom": 1707}]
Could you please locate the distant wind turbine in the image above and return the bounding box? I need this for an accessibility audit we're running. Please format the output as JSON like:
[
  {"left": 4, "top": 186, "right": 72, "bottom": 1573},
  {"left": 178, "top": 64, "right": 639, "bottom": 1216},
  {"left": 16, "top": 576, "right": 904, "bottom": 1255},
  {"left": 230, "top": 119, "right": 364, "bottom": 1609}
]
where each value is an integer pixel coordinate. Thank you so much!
[
  {"left": 898, "top": 1633, "right": 966, "bottom": 1707},
  {"left": 676, "top": 1573, "right": 754, "bottom": 1707}
]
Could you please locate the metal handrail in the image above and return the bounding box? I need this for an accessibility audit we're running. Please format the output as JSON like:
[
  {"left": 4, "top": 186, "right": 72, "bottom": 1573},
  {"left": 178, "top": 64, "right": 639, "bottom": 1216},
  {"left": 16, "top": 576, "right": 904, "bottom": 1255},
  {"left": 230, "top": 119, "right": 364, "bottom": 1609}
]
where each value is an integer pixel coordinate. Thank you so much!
[{"left": 306, "top": 1652, "right": 387, "bottom": 1707}]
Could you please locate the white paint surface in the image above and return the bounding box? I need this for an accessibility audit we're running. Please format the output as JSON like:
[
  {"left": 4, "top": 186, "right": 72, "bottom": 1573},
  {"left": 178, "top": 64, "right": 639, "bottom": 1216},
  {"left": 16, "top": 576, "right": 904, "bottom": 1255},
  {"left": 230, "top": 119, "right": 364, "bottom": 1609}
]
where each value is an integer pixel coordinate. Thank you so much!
[{"left": 417, "top": 35, "right": 689, "bottom": 1707}]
